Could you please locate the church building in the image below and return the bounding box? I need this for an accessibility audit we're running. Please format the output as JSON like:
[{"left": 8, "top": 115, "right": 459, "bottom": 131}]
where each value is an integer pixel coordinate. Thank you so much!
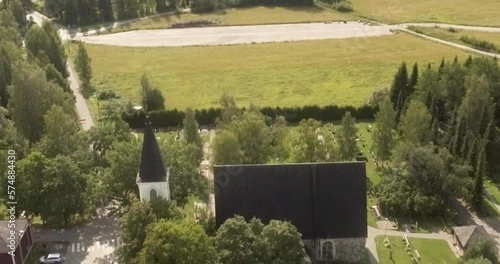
[
  {"left": 214, "top": 162, "right": 367, "bottom": 263},
  {"left": 136, "top": 117, "right": 170, "bottom": 201}
]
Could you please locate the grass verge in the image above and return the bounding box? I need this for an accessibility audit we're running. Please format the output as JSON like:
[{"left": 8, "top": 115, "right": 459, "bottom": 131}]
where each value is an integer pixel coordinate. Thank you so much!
[
  {"left": 485, "top": 180, "right": 500, "bottom": 204},
  {"left": 408, "top": 26, "right": 500, "bottom": 53},
  {"left": 76, "top": 33, "right": 473, "bottom": 110},
  {"left": 375, "top": 235, "right": 458, "bottom": 264},
  {"left": 103, "top": 6, "right": 353, "bottom": 34},
  {"left": 349, "top": 0, "right": 500, "bottom": 26}
]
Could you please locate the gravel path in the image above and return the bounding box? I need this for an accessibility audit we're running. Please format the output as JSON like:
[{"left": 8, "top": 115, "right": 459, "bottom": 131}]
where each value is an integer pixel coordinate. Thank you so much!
[{"left": 76, "top": 22, "right": 393, "bottom": 47}]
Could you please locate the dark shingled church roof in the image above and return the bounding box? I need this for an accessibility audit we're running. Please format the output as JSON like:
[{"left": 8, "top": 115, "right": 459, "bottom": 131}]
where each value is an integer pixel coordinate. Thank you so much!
[
  {"left": 214, "top": 162, "right": 367, "bottom": 239},
  {"left": 138, "top": 116, "right": 167, "bottom": 182}
]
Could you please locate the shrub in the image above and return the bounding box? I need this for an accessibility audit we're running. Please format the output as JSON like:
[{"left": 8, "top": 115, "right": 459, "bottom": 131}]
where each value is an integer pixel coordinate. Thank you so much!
[
  {"left": 460, "top": 35, "right": 497, "bottom": 52},
  {"left": 96, "top": 88, "right": 120, "bottom": 101},
  {"left": 407, "top": 26, "right": 423, "bottom": 34},
  {"left": 171, "top": 19, "right": 219, "bottom": 28},
  {"left": 333, "top": 0, "right": 353, "bottom": 12},
  {"left": 122, "top": 104, "right": 377, "bottom": 128},
  {"left": 448, "top": 27, "right": 457, "bottom": 33}
]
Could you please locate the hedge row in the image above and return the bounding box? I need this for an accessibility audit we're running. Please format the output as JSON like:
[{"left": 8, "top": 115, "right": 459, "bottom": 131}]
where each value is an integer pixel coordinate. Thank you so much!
[{"left": 122, "top": 104, "right": 378, "bottom": 128}]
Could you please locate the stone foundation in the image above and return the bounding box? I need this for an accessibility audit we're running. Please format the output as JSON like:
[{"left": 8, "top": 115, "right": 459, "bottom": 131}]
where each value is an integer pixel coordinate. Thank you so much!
[{"left": 304, "top": 237, "right": 366, "bottom": 263}]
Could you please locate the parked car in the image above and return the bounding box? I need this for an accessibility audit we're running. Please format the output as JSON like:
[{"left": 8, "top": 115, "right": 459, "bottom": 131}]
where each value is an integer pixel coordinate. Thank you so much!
[{"left": 39, "top": 253, "right": 65, "bottom": 263}]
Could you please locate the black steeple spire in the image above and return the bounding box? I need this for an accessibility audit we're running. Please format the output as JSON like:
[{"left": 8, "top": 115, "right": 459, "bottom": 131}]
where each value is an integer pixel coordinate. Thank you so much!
[{"left": 138, "top": 116, "right": 167, "bottom": 182}]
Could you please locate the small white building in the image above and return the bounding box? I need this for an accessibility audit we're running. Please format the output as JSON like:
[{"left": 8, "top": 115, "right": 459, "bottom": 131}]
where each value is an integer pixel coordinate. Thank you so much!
[{"left": 136, "top": 116, "right": 170, "bottom": 201}]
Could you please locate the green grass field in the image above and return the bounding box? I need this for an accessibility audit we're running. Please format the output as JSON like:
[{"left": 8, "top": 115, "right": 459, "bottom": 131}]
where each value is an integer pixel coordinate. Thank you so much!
[
  {"left": 349, "top": 0, "right": 500, "bottom": 26},
  {"left": 104, "top": 6, "right": 353, "bottom": 33},
  {"left": 80, "top": 33, "right": 472, "bottom": 110},
  {"left": 409, "top": 26, "right": 500, "bottom": 53},
  {"left": 485, "top": 180, "right": 500, "bottom": 204},
  {"left": 375, "top": 235, "right": 458, "bottom": 264}
]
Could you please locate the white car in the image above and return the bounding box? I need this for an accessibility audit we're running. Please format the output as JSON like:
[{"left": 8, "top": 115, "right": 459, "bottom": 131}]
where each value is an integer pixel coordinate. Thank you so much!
[{"left": 39, "top": 253, "right": 65, "bottom": 263}]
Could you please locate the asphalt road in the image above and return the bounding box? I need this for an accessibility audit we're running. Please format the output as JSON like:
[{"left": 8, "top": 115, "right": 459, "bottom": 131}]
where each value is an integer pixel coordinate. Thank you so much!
[{"left": 27, "top": 12, "right": 95, "bottom": 131}]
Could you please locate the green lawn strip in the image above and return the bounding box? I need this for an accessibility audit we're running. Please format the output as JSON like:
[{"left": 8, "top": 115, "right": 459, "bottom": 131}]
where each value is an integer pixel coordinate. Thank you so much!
[
  {"left": 395, "top": 217, "right": 450, "bottom": 234},
  {"left": 183, "top": 195, "right": 203, "bottom": 220},
  {"left": 0, "top": 203, "right": 6, "bottom": 220},
  {"left": 478, "top": 196, "right": 500, "bottom": 218},
  {"left": 349, "top": 0, "right": 500, "bottom": 26},
  {"left": 484, "top": 180, "right": 500, "bottom": 204},
  {"left": 104, "top": 6, "right": 353, "bottom": 34},
  {"left": 367, "top": 196, "right": 378, "bottom": 228},
  {"left": 409, "top": 26, "right": 500, "bottom": 53},
  {"left": 79, "top": 33, "right": 473, "bottom": 110},
  {"left": 375, "top": 235, "right": 458, "bottom": 264}
]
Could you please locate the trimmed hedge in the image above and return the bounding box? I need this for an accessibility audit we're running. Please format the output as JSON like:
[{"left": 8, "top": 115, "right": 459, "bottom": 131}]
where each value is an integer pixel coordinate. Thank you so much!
[{"left": 122, "top": 104, "right": 377, "bottom": 128}]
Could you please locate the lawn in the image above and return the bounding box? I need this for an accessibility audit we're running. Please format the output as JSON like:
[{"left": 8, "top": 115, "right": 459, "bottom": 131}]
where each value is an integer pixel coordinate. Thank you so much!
[
  {"left": 0, "top": 203, "right": 6, "bottom": 220},
  {"left": 105, "top": 6, "right": 353, "bottom": 33},
  {"left": 409, "top": 26, "right": 500, "bottom": 53},
  {"left": 485, "top": 180, "right": 500, "bottom": 204},
  {"left": 375, "top": 235, "right": 458, "bottom": 264},
  {"left": 349, "top": 0, "right": 500, "bottom": 26},
  {"left": 78, "top": 33, "right": 473, "bottom": 110}
]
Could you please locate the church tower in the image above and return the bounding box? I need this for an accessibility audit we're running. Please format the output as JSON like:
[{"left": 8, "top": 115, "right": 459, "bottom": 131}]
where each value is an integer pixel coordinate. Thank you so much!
[{"left": 137, "top": 116, "right": 170, "bottom": 201}]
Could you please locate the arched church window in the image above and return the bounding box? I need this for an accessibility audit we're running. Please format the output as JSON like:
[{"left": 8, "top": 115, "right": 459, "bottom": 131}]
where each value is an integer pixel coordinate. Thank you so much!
[
  {"left": 150, "top": 188, "right": 159, "bottom": 200},
  {"left": 321, "top": 241, "right": 334, "bottom": 260}
]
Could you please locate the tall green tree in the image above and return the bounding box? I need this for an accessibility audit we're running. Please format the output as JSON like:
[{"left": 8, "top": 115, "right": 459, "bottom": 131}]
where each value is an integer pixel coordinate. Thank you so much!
[
  {"left": 44, "top": 0, "right": 65, "bottom": 20},
  {"left": 8, "top": 62, "right": 73, "bottom": 143},
  {"left": 42, "top": 21, "right": 68, "bottom": 77},
  {"left": 98, "top": 0, "right": 114, "bottom": 22},
  {"left": 63, "top": 0, "right": 78, "bottom": 25},
  {"left": 260, "top": 220, "right": 307, "bottom": 263},
  {"left": 0, "top": 9, "right": 23, "bottom": 46},
  {"left": 140, "top": 74, "right": 165, "bottom": 111},
  {"left": 16, "top": 152, "right": 49, "bottom": 218},
  {"left": 40, "top": 155, "right": 86, "bottom": 226},
  {"left": 289, "top": 119, "right": 329, "bottom": 163},
  {"left": 75, "top": 42, "right": 93, "bottom": 98},
  {"left": 117, "top": 200, "right": 157, "bottom": 264},
  {"left": 25, "top": 21, "right": 68, "bottom": 78},
  {"left": 215, "top": 216, "right": 306, "bottom": 264},
  {"left": 389, "top": 62, "right": 409, "bottom": 120},
  {"left": 183, "top": 107, "right": 202, "bottom": 148},
  {"left": 227, "top": 110, "right": 272, "bottom": 164},
  {"left": 102, "top": 139, "right": 141, "bottom": 206},
  {"left": 212, "top": 130, "right": 242, "bottom": 165},
  {"left": 215, "top": 216, "right": 265, "bottom": 264},
  {"left": 44, "top": 64, "right": 71, "bottom": 93},
  {"left": 139, "top": 220, "right": 217, "bottom": 264},
  {"left": 399, "top": 100, "right": 433, "bottom": 146},
  {"left": 379, "top": 144, "right": 471, "bottom": 217},
  {"left": 337, "top": 111, "right": 359, "bottom": 161},
  {"left": 372, "top": 96, "right": 397, "bottom": 166},
  {"left": 408, "top": 62, "right": 418, "bottom": 95},
  {"left": 440, "top": 61, "right": 466, "bottom": 110},
  {"left": 87, "top": 119, "right": 131, "bottom": 168},
  {"left": 462, "top": 238, "right": 498, "bottom": 264},
  {"left": 270, "top": 116, "right": 291, "bottom": 162},
  {"left": 37, "top": 105, "right": 80, "bottom": 158},
  {"left": 217, "top": 92, "right": 241, "bottom": 126},
  {"left": 5, "top": 0, "right": 26, "bottom": 30},
  {"left": 161, "top": 139, "right": 207, "bottom": 206}
]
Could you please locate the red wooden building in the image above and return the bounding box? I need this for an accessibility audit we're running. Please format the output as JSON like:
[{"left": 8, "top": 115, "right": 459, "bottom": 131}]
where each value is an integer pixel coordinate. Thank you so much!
[{"left": 0, "top": 219, "right": 34, "bottom": 264}]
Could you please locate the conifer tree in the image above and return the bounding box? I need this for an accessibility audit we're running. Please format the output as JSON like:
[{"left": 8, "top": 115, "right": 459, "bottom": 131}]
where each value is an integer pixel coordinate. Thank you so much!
[
  {"left": 372, "top": 96, "right": 397, "bottom": 166},
  {"left": 338, "top": 112, "right": 359, "bottom": 161},
  {"left": 75, "top": 42, "right": 93, "bottom": 98}
]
